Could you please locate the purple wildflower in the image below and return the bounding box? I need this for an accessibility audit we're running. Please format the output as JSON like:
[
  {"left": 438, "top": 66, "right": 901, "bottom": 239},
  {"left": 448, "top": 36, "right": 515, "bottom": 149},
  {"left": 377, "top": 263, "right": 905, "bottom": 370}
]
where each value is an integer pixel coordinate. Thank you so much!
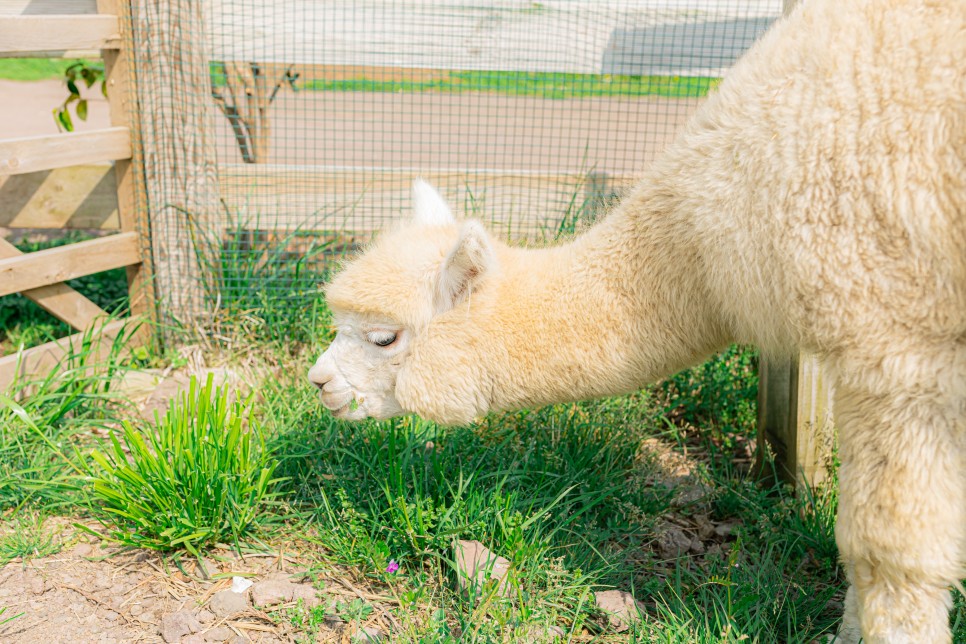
[{"left": 386, "top": 560, "right": 400, "bottom": 574}]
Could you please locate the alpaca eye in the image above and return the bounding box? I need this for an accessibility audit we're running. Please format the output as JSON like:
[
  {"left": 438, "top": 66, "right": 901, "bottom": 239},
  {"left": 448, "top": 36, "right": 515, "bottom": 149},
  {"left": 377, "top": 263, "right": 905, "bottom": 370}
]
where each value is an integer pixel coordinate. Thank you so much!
[{"left": 367, "top": 331, "right": 397, "bottom": 347}]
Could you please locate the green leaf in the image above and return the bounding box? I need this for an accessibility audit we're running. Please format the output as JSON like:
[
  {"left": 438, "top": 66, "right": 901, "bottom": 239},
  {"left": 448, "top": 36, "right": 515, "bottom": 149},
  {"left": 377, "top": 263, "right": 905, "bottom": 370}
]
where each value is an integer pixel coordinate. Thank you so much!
[
  {"left": 66, "top": 79, "right": 79, "bottom": 96},
  {"left": 76, "top": 99, "right": 88, "bottom": 121}
]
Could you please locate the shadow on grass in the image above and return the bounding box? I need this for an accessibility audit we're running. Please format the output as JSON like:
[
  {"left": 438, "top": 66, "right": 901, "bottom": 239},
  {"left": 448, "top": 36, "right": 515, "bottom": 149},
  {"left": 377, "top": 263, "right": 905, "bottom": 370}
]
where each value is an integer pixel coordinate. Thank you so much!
[{"left": 262, "top": 355, "right": 846, "bottom": 641}]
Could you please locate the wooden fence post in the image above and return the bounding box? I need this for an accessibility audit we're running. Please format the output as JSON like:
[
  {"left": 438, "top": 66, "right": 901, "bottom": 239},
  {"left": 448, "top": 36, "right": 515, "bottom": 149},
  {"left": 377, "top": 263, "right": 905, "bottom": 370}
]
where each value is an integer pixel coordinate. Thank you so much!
[
  {"left": 755, "top": 0, "right": 837, "bottom": 490},
  {"left": 97, "top": 0, "right": 155, "bottom": 329},
  {"left": 130, "top": 0, "right": 221, "bottom": 334}
]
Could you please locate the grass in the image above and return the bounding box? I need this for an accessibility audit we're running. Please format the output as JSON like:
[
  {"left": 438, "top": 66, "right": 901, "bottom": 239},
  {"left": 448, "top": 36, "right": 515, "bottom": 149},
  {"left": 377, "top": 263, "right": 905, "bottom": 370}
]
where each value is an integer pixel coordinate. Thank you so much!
[
  {"left": 86, "top": 373, "right": 283, "bottom": 554},
  {"left": 1, "top": 228, "right": 962, "bottom": 640},
  {"left": 294, "top": 70, "right": 719, "bottom": 100},
  {"left": 0, "top": 233, "right": 129, "bottom": 354},
  {"left": 0, "top": 58, "right": 92, "bottom": 82}
]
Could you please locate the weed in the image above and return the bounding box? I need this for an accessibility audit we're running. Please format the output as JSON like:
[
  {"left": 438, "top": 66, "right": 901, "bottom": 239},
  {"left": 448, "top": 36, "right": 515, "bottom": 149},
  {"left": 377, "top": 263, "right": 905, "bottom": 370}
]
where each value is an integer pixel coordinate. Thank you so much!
[
  {"left": 0, "top": 605, "right": 24, "bottom": 627},
  {"left": 86, "top": 373, "right": 284, "bottom": 554},
  {"left": 0, "top": 513, "right": 60, "bottom": 565},
  {"left": 0, "top": 318, "right": 139, "bottom": 509}
]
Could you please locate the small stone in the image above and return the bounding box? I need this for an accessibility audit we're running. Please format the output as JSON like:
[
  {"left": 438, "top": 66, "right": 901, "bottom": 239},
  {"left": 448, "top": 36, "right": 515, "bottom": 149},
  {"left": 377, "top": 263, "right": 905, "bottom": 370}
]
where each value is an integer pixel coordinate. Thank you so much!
[
  {"left": 454, "top": 540, "right": 511, "bottom": 597},
  {"left": 202, "top": 625, "right": 233, "bottom": 642},
  {"left": 29, "top": 576, "right": 45, "bottom": 595},
  {"left": 160, "top": 610, "right": 202, "bottom": 643},
  {"left": 208, "top": 589, "right": 250, "bottom": 617},
  {"left": 714, "top": 521, "right": 738, "bottom": 538},
  {"left": 130, "top": 604, "right": 144, "bottom": 617},
  {"left": 292, "top": 583, "right": 319, "bottom": 607},
  {"left": 72, "top": 543, "right": 94, "bottom": 558},
  {"left": 251, "top": 576, "right": 296, "bottom": 607},
  {"left": 324, "top": 614, "right": 346, "bottom": 632},
  {"left": 655, "top": 526, "right": 692, "bottom": 559},
  {"left": 103, "top": 609, "right": 120, "bottom": 622},
  {"left": 595, "top": 590, "right": 646, "bottom": 633},
  {"left": 352, "top": 626, "right": 385, "bottom": 642},
  {"left": 196, "top": 609, "right": 215, "bottom": 624},
  {"left": 689, "top": 538, "right": 707, "bottom": 555}
]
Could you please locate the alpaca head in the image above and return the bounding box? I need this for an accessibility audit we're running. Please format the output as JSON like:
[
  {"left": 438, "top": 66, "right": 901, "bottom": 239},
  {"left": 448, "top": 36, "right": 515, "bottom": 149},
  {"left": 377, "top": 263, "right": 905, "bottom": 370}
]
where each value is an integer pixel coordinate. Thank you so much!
[{"left": 308, "top": 180, "right": 497, "bottom": 421}]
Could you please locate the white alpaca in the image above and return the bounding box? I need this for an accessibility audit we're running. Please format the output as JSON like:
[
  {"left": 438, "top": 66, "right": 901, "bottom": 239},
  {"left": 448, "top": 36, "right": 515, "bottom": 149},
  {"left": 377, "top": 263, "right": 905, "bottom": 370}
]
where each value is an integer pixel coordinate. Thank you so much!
[{"left": 309, "top": 0, "right": 965, "bottom": 640}]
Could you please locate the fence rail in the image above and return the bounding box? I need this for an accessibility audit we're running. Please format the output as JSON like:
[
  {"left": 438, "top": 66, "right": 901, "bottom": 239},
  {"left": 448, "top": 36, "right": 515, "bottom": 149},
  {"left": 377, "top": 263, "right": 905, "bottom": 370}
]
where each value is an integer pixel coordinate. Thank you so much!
[{"left": 0, "top": 0, "right": 151, "bottom": 391}]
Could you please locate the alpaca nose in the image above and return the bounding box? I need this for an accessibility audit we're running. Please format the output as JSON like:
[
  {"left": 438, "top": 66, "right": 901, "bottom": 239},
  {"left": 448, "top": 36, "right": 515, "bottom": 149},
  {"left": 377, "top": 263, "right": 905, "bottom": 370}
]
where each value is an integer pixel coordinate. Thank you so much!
[{"left": 307, "top": 362, "right": 334, "bottom": 392}]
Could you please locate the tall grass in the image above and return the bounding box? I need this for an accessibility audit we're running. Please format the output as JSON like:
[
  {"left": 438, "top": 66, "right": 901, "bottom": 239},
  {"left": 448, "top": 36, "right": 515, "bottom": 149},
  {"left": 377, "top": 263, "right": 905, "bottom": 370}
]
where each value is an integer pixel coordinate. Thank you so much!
[
  {"left": 0, "top": 319, "right": 140, "bottom": 510},
  {"left": 87, "top": 374, "right": 283, "bottom": 554}
]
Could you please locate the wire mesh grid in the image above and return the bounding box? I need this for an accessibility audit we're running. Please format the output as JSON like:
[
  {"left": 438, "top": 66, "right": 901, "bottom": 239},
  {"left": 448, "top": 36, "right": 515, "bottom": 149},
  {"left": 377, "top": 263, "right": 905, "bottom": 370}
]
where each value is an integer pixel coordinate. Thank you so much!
[{"left": 128, "top": 0, "right": 782, "bottom": 329}]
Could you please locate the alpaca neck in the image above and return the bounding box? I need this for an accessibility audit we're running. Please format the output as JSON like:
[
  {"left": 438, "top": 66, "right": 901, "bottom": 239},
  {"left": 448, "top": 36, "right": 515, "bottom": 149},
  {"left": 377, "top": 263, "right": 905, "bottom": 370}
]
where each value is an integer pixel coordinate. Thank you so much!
[{"left": 480, "top": 177, "right": 732, "bottom": 413}]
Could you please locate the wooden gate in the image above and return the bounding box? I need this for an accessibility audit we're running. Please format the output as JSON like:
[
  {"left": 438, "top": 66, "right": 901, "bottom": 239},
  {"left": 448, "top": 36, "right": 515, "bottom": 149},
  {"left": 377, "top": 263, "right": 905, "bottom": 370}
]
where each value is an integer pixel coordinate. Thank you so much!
[{"left": 0, "top": 0, "right": 152, "bottom": 391}]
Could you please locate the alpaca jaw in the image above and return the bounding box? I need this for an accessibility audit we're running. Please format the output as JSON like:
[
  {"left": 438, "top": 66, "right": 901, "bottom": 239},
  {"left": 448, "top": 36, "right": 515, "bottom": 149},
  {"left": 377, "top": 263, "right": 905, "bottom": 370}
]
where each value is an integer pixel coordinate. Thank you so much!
[{"left": 308, "top": 312, "right": 409, "bottom": 420}]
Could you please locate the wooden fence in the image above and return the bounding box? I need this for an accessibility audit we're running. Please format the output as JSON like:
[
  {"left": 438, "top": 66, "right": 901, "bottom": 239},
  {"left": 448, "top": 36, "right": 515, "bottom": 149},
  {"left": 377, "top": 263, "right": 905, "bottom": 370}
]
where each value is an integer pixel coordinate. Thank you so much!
[
  {"left": 0, "top": 0, "right": 151, "bottom": 391},
  {"left": 0, "top": 0, "right": 832, "bottom": 489}
]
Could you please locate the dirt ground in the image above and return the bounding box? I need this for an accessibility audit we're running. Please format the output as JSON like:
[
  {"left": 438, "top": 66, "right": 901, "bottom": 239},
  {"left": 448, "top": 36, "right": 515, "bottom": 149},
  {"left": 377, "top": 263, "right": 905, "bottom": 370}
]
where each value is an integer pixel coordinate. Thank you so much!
[{"left": 0, "top": 79, "right": 700, "bottom": 174}]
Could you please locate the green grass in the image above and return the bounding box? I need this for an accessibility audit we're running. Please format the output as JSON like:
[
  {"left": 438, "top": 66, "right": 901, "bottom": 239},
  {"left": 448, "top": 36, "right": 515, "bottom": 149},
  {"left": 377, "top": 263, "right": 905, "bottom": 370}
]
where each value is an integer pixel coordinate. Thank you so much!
[
  {"left": 0, "top": 319, "right": 140, "bottom": 510},
  {"left": 0, "top": 58, "right": 92, "bottom": 82},
  {"left": 296, "top": 70, "right": 719, "bottom": 100},
  {"left": 260, "top": 343, "right": 846, "bottom": 641},
  {"left": 0, "top": 233, "right": 130, "bottom": 354},
  {"left": 86, "top": 373, "right": 284, "bottom": 555}
]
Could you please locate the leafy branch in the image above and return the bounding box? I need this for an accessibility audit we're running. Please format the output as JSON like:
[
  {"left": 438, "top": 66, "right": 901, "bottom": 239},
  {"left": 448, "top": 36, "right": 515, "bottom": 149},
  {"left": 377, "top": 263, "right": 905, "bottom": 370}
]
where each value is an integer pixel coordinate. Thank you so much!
[{"left": 53, "top": 61, "right": 106, "bottom": 132}]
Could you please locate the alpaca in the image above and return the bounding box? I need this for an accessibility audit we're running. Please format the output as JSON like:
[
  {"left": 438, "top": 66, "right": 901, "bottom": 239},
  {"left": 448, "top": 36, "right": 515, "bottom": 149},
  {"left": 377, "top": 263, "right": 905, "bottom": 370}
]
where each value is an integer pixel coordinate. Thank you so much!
[{"left": 308, "top": 0, "right": 965, "bottom": 640}]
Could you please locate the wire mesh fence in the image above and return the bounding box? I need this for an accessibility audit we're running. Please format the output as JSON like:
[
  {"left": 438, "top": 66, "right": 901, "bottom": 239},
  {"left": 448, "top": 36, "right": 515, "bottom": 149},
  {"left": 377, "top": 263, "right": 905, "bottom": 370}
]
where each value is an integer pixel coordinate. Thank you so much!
[{"left": 128, "top": 0, "right": 782, "bottom": 330}]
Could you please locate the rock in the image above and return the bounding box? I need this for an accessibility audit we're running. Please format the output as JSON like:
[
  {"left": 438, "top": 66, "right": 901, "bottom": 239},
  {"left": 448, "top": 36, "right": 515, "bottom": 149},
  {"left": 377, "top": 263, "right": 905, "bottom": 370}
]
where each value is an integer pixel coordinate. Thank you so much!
[
  {"left": 655, "top": 525, "right": 692, "bottom": 559},
  {"left": 714, "top": 521, "right": 738, "bottom": 538},
  {"left": 251, "top": 575, "right": 296, "bottom": 607},
  {"left": 689, "top": 538, "right": 707, "bottom": 555},
  {"left": 102, "top": 609, "right": 120, "bottom": 622},
  {"left": 454, "top": 540, "right": 511, "bottom": 596},
  {"left": 292, "top": 583, "right": 319, "bottom": 607},
  {"left": 208, "top": 589, "right": 250, "bottom": 617},
  {"left": 594, "top": 590, "right": 646, "bottom": 633},
  {"left": 28, "top": 575, "right": 45, "bottom": 595},
  {"left": 160, "top": 610, "right": 202, "bottom": 643},
  {"left": 518, "top": 624, "right": 566, "bottom": 642},
  {"left": 352, "top": 626, "right": 385, "bottom": 642},
  {"left": 196, "top": 609, "right": 215, "bottom": 624},
  {"left": 202, "top": 626, "right": 233, "bottom": 642},
  {"left": 71, "top": 542, "right": 94, "bottom": 558},
  {"left": 130, "top": 603, "right": 144, "bottom": 617}
]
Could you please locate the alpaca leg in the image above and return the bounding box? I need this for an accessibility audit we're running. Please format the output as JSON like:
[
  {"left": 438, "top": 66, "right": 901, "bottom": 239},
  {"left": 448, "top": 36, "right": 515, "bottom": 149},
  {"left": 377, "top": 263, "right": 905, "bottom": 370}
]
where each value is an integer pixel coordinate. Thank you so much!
[
  {"left": 833, "top": 583, "right": 862, "bottom": 643},
  {"left": 833, "top": 366, "right": 965, "bottom": 643}
]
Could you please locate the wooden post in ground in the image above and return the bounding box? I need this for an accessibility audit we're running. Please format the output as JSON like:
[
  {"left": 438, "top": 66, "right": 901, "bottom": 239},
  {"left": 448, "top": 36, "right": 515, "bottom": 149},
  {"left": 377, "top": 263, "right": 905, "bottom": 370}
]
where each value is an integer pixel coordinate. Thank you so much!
[
  {"left": 98, "top": 0, "right": 156, "bottom": 331},
  {"left": 130, "top": 0, "right": 222, "bottom": 335},
  {"left": 755, "top": 0, "right": 837, "bottom": 490}
]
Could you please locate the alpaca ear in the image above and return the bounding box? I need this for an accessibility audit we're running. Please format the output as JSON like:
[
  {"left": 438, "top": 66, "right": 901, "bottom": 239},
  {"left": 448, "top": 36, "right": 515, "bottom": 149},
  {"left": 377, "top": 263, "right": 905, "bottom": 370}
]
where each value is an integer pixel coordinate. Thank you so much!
[
  {"left": 436, "top": 220, "right": 494, "bottom": 312},
  {"left": 412, "top": 179, "right": 455, "bottom": 226}
]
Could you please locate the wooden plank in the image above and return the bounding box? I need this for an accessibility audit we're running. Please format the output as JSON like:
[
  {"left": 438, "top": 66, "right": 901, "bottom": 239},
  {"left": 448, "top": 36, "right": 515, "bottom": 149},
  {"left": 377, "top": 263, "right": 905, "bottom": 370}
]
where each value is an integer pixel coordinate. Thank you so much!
[
  {"left": 98, "top": 0, "right": 155, "bottom": 325},
  {"left": 794, "top": 354, "right": 836, "bottom": 487},
  {"left": 218, "top": 164, "right": 632, "bottom": 238},
  {"left": 757, "top": 356, "right": 798, "bottom": 484},
  {"left": 0, "top": 317, "right": 146, "bottom": 392},
  {"left": 0, "top": 127, "right": 130, "bottom": 176},
  {"left": 0, "top": 164, "right": 119, "bottom": 229},
  {"left": 134, "top": 0, "right": 221, "bottom": 330},
  {"left": 0, "top": 236, "right": 108, "bottom": 331},
  {"left": 0, "top": 15, "right": 119, "bottom": 54},
  {"left": 0, "top": 0, "right": 97, "bottom": 15},
  {"left": 0, "top": 231, "right": 139, "bottom": 297}
]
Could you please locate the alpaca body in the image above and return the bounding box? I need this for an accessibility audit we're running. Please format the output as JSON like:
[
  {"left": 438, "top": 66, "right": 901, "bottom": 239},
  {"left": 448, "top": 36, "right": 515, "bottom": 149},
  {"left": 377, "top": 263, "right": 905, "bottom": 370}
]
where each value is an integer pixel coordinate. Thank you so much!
[{"left": 311, "top": 0, "right": 966, "bottom": 640}]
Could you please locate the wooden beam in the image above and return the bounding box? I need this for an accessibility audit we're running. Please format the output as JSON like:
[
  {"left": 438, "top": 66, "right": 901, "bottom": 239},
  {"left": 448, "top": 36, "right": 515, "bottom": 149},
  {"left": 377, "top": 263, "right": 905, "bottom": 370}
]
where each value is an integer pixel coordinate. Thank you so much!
[
  {"left": 0, "top": 127, "right": 130, "bottom": 176},
  {"left": 0, "top": 0, "right": 97, "bottom": 15},
  {"left": 0, "top": 164, "right": 119, "bottom": 229},
  {"left": 98, "top": 0, "right": 156, "bottom": 326},
  {"left": 218, "top": 164, "right": 631, "bottom": 237},
  {"left": 0, "top": 237, "right": 108, "bottom": 331},
  {"left": 0, "top": 317, "right": 146, "bottom": 392},
  {"left": 0, "top": 231, "right": 139, "bottom": 297},
  {"left": 0, "top": 15, "right": 119, "bottom": 54}
]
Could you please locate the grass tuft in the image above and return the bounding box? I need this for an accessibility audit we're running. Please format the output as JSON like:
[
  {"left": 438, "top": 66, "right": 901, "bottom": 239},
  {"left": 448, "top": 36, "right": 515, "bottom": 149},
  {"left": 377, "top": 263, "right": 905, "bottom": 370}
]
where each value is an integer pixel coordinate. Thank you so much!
[{"left": 86, "top": 373, "right": 284, "bottom": 554}]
